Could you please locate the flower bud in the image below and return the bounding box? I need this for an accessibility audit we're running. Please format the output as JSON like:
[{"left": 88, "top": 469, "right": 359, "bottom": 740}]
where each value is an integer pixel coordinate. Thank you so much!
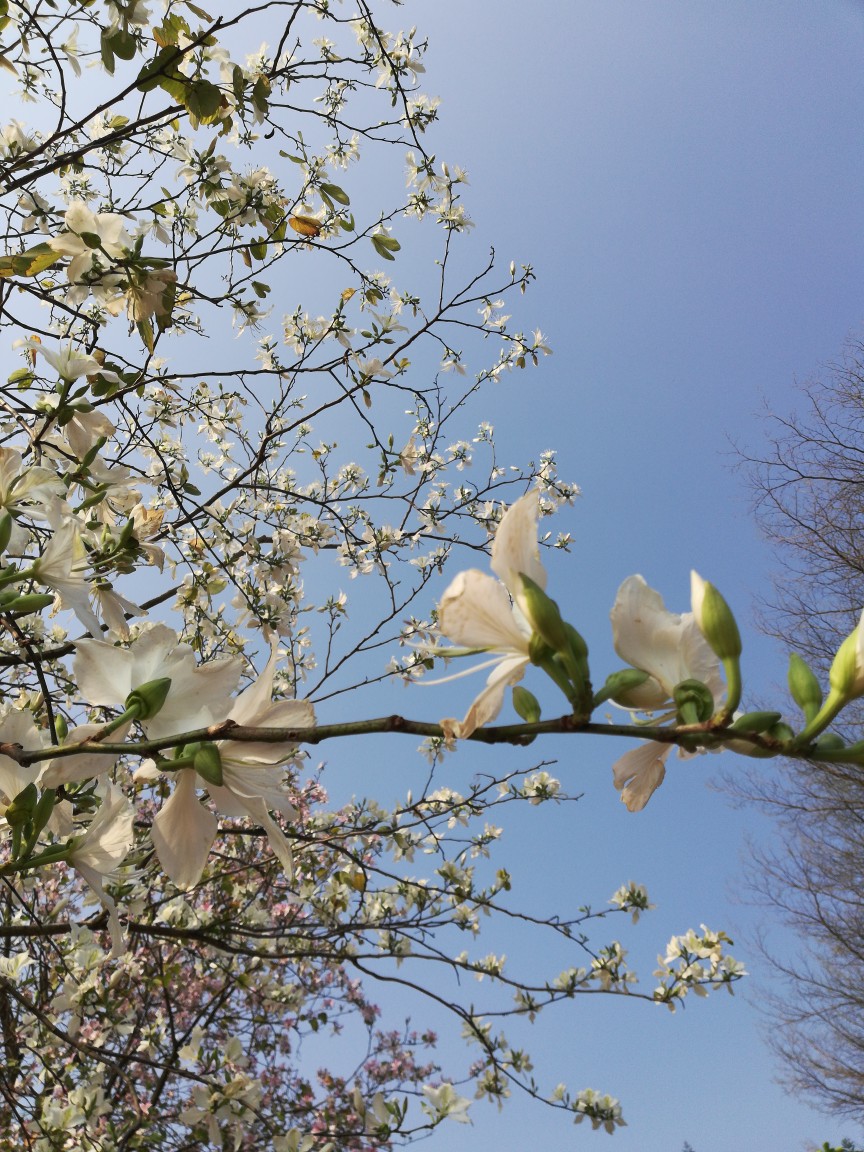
[
  {"left": 518, "top": 574, "right": 570, "bottom": 653},
  {"left": 673, "top": 678, "right": 715, "bottom": 725},
  {"left": 594, "top": 668, "right": 651, "bottom": 709},
  {"left": 193, "top": 742, "right": 223, "bottom": 787},
  {"left": 828, "top": 615, "right": 864, "bottom": 701},
  {"left": 814, "top": 732, "right": 846, "bottom": 754},
  {"left": 125, "top": 676, "right": 172, "bottom": 721},
  {"left": 4, "top": 781, "right": 37, "bottom": 827},
  {"left": 788, "top": 652, "right": 823, "bottom": 721},
  {"left": 690, "top": 572, "right": 742, "bottom": 660},
  {"left": 512, "top": 685, "right": 541, "bottom": 723},
  {"left": 729, "top": 711, "right": 783, "bottom": 735}
]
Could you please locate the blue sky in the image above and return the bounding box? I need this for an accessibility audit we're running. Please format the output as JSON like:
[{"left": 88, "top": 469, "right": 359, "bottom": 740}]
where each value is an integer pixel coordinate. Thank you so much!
[{"left": 338, "top": 2, "right": 864, "bottom": 1149}]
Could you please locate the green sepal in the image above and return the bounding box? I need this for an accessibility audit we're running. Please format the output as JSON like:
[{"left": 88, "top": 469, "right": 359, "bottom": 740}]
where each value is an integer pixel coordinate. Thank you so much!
[
  {"left": 192, "top": 742, "right": 223, "bottom": 787},
  {"left": 0, "top": 511, "right": 12, "bottom": 554},
  {"left": 593, "top": 668, "right": 650, "bottom": 709}
]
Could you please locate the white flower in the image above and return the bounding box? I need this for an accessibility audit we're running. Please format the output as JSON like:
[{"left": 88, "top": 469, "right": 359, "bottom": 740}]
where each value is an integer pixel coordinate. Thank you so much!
[
  {"left": 434, "top": 491, "right": 545, "bottom": 738},
  {"left": 150, "top": 647, "right": 314, "bottom": 890},
  {"left": 609, "top": 576, "right": 724, "bottom": 811},
  {"left": 0, "top": 709, "right": 45, "bottom": 811},
  {"left": 421, "top": 1083, "right": 472, "bottom": 1124},
  {"left": 27, "top": 340, "right": 118, "bottom": 383},
  {"left": 32, "top": 513, "right": 102, "bottom": 637},
  {"left": 47, "top": 200, "right": 132, "bottom": 304},
  {"left": 610, "top": 575, "right": 722, "bottom": 710},
  {"left": 74, "top": 623, "right": 242, "bottom": 739}
]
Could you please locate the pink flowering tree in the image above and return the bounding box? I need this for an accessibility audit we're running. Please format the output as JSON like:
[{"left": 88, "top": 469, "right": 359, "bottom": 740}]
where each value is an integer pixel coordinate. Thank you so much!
[{"left": 3, "top": 2, "right": 862, "bottom": 1148}]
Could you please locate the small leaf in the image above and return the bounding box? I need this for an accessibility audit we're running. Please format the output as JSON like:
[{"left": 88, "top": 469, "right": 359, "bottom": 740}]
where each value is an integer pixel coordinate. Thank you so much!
[
  {"left": 108, "top": 28, "right": 138, "bottom": 61},
  {"left": 185, "top": 79, "right": 222, "bottom": 124},
  {"left": 289, "top": 215, "right": 321, "bottom": 238},
  {"left": 371, "top": 234, "right": 398, "bottom": 261},
  {"left": 320, "top": 182, "right": 350, "bottom": 206},
  {"left": 137, "top": 318, "right": 155, "bottom": 353}
]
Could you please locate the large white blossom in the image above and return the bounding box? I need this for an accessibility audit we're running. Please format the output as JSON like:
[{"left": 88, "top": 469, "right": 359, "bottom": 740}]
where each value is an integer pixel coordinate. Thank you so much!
[
  {"left": 149, "top": 647, "right": 314, "bottom": 889},
  {"left": 434, "top": 491, "right": 545, "bottom": 738},
  {"left": 609, "top": 575, "right": 723, "bottom": 811},
  {"left": 74, "top": 623, "right": 242, "bottom": 739}
]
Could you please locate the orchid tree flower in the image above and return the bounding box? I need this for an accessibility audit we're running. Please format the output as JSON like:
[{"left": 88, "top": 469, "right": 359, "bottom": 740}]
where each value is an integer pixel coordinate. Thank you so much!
[
  {"left": 47, "top": 200, "right": 133, "bottom": 308},
  {"left": 433, "top": 491, "right": 546, "bottom": 739},
  {"left": 148, "top": 647, "right": 315, "bottom": 890},
  {"left": 0, "top": 448, "right": 64, "bottom": 554},
  {"left": 608, "top": 575, "right": 724, "bottom": 811},
  {"left": 30, "top": 512, "right": 102, "bottom": 637},
  {"left": 74, "top": 622, "right": 242, "bottom": 740}
]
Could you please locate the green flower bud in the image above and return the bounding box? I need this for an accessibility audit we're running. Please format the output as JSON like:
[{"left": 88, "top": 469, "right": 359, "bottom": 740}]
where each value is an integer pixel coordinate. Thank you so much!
[
  {"left": 54, "top": 714, "right": 68, "bottom": 742},
  {"left": 512, "top": 685, "right": 541, "bottom": 723},
  {"left": 2, "top": 592, "right": 56, "bottom": 615},
  {"left": 828, "top": 625, "right": 864, "bottom": 701},
  {"left": 729, "top": 711, "right": 783, "bottom": 735},
  {"left": 0, "top": 511, "right": 12, "bottom": 555},
  {"left": 125, "top": 676, "right": 172, "bottom": 721},
  {"left": 766, "top": 720, "right": 795, "bottom": 745},
  {"left": 193, "top": 742, "right": 224, "bottom": 787},
  {"left": 788, "top": 653, "right": 823, "bottom": 722},
  {"left": 690, "top": 572, "right": 742, "bottom": 660},
  {"left": 5, "top": 781, "right": 38, "bottom": 827},
  {"left": 518, "top": 574, "right": 570, "bottom": 654},
  {"left": 814, "top": 732, "right": 846, "bottom": 754},
  {"left": 673, "top": 678, "right": 715, "bottom": 725},
  {"left": 594, "top": 668, "right": 650, "bottom": 709}
]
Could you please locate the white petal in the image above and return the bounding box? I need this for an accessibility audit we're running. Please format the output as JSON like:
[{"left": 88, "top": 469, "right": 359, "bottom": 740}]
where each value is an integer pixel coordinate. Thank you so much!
[
  {"left": 151, "top": 770, "right": 217, "bottom": 890},
  {"left": 74, "top": 639, "right": 134, "bottom": 706},
  {"left": 490, "top": 490, "right": 547, "bottom": 596},
  {"left": 68, "top": 782, "right": 134, "bottom": 873},
  {"left": 438, "top": 570, "right": 530, "bottom": 652},
  {"left": 448, "top": 653, "right": 528, "bottom": 739},
  {"left": 0, "top": 711, "right": 44, "bottom": 801},
  {"left": 611, "top": 741, "right": 671, "bottom": 811}
]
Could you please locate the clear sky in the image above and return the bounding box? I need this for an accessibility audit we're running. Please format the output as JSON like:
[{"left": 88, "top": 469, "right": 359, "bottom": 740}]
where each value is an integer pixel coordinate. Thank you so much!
[{"left": 324, "top": 2, "right": 864, "bottom": 1149}]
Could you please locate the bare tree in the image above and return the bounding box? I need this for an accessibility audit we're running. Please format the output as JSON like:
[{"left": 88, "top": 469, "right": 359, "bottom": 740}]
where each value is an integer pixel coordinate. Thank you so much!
[{"left": 741, "top": 336, "right": 864, "bottom": 1126}]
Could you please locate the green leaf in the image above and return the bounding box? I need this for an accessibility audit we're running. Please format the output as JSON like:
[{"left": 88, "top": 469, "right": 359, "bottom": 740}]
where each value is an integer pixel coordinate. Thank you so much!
[
  {"left": 320, "top": 182, "right": 350, "bottom": 206},
  {"left": 371, "top": 234, "right": 399, "bottom": 261},
  {"left": 251, "top": 76, "right": 270, "bottom": 114},
  {"left": 136, "top": 47, "right": 183, "bottom": 92},
  {"left": 7, "top": 368, "right": 33, "bottom": 388},
  {"left": 100, "top": 31, "right": 116, "bottom": 75},
  {"left": 137, "top": 318, "right": 155, "bottom": 354},
  {"left": 108, "top": 28, "right": 138, "bottom": 61},
  {"left": 0, "top": 243, "right": 61, "bottom": 279},
  {"left": 185, "top": 79, "right": 222, "bottom": 124}
]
